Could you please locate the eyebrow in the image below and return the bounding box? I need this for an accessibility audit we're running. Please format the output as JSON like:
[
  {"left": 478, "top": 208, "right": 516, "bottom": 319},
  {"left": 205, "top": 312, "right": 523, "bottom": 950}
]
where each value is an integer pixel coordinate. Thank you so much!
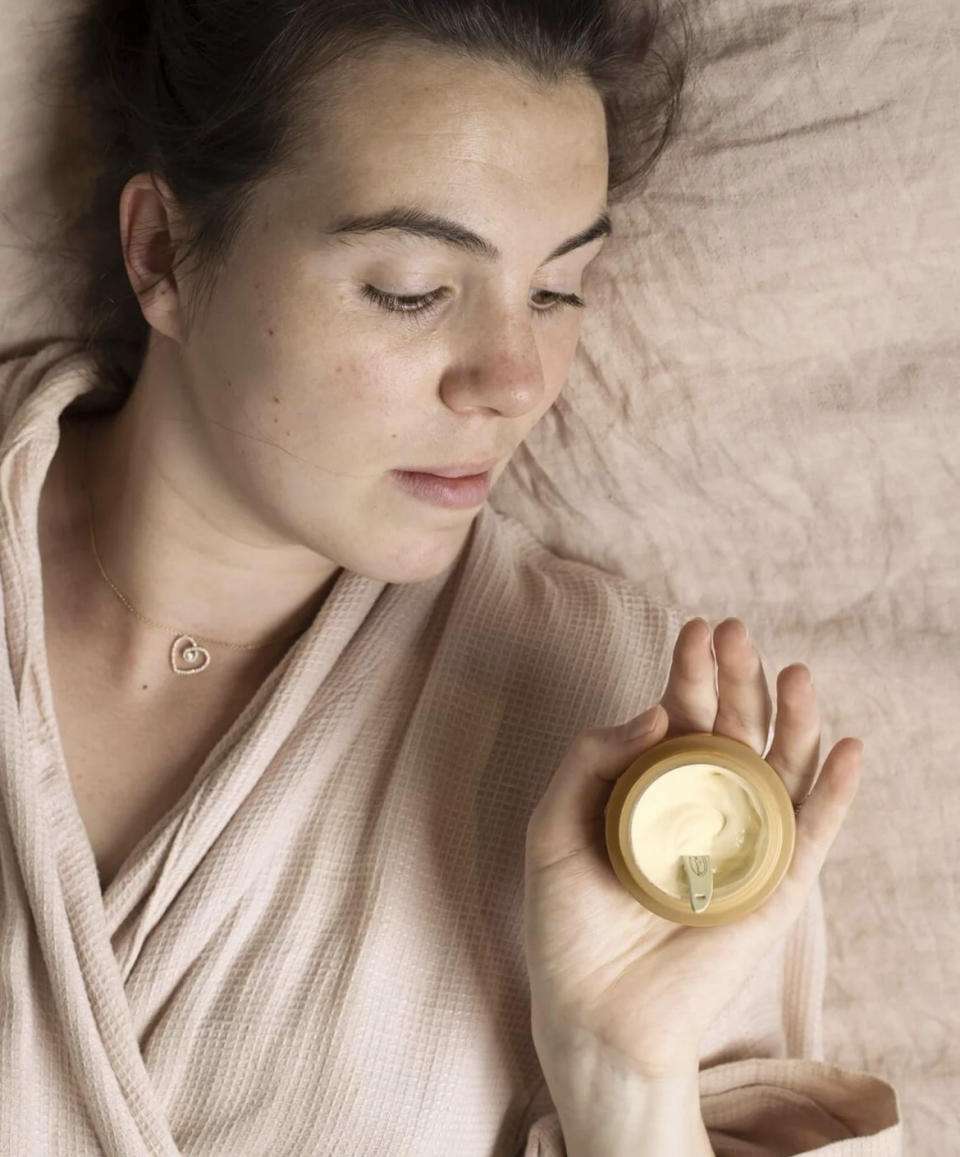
[{"left": 324, "top": 205, "right": 613, "bottom": 264}]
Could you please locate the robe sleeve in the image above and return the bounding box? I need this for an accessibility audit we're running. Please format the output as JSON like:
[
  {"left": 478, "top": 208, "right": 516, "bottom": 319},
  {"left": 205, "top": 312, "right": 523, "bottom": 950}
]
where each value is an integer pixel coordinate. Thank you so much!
[{"left": 519, "top": 1054, "right": 902, "bottom": 1156}]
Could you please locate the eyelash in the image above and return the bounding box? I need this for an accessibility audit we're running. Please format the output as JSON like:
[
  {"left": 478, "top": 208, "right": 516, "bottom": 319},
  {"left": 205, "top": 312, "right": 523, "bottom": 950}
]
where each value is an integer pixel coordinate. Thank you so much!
[{"left": 360, "top": 284, "right": 586, "bottom": 323}]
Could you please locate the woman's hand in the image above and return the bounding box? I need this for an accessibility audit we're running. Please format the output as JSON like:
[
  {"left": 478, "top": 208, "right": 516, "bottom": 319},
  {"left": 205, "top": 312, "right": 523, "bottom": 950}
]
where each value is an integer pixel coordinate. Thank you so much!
[{"left": 523, "top": 616, "right": 863, "bottom": 1081}]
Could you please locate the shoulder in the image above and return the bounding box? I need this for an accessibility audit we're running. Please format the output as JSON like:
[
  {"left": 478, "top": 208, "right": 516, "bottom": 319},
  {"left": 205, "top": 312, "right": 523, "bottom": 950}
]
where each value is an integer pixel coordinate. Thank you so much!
[
  {"left": 485, "top": 504, "right": 688, "bottom": 648},
  {"left": 0, "top": 338, "right": 86, "bottom": 427},
  {"left": 482, "top": 507, "right": 778, "bottom": 758},
  {"left": 0, "top": 338, "right": 117, "bottom": 447},
  {"left": 464, "top": 504, "right": 693, "bottom": 734}
]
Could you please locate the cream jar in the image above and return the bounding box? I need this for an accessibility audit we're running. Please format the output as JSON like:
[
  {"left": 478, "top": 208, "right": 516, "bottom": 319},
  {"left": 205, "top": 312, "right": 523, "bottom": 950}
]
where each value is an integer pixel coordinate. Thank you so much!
[{"left": 604, "top": 733, "right": 796, "bottom": 927}]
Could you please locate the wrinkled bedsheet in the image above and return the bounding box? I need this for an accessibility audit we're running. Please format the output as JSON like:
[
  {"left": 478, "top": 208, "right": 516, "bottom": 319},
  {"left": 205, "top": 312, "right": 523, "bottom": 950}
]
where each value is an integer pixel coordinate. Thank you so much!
[{"left": 1, "top": 1, "right": 957, "bottom": 1152}]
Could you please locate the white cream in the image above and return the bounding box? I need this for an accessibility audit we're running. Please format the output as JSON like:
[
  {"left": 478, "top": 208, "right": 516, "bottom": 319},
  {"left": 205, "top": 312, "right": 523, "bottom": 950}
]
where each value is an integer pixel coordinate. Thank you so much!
[{"left": 627, "top": 763, "right": 766, "bottom": 899}]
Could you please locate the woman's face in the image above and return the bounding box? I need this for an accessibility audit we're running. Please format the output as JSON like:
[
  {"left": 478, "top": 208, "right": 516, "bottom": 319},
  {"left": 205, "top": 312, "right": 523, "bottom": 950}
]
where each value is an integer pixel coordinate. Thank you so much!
[{"left": 134, "top": 42, "right": 610, "bottom": 587}]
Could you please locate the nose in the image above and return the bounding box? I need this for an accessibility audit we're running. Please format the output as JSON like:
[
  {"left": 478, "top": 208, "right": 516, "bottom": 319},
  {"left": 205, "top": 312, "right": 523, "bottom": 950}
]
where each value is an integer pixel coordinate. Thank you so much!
[{"left": 440, "top": 307, "right": 549, "bottom": 418}]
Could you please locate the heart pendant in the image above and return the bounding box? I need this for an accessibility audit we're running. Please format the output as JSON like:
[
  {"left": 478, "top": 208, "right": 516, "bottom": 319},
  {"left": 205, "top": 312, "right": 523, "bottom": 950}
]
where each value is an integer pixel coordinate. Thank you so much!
[{"left": 170, "top": 634, "right": 211, "bottom": 675}]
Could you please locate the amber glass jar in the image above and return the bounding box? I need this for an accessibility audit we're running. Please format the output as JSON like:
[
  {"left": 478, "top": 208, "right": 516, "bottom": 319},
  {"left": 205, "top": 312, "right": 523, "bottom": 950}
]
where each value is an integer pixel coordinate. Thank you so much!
[{"left": 604, "top": 732, "right": 796, "bottom": 927}]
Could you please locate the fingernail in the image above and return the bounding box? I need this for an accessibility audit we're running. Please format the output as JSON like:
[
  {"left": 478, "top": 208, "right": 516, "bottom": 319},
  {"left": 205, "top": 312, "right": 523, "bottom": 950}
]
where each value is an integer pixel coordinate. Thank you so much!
[{"left": 624, "top": 705, "right": 659, "bottom": 737}]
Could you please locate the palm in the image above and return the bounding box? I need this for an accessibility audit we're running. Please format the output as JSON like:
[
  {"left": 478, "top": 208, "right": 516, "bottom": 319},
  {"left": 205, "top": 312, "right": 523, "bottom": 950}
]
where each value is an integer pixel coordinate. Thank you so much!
[
  {"left": 525, "top": 805, "right": 788, "bottom": 1078},
  {"left": 523, "top": 617, "right": 863, "bottom": 1080}
]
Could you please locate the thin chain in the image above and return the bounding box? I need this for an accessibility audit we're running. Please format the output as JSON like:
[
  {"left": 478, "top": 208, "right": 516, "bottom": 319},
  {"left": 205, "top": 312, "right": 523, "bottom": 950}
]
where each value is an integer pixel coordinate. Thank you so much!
[{"left": 82, "top": 423, "right": 303, "bottom": 651}]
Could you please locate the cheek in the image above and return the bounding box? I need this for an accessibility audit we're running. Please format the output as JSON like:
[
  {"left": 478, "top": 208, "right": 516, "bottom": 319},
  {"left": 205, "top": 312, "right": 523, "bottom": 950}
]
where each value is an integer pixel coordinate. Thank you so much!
[
  {"left": 207, "top": 271, "right": 426, "bottom": 454},
  {"left": 237, "top": 349, "right": 417, "bottom": 475},
  {"left": 545, "top": 322, "right": 583, "bottom": 372},
  {"left": 191, "top": 267, "right": 389, "bottom": 469}
]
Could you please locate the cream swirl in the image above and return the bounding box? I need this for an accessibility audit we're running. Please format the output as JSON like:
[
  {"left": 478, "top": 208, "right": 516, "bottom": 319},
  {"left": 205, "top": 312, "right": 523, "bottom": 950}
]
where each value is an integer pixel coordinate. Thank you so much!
[{"left": 628, "top": 763, "right": 765, "bottom": 899}]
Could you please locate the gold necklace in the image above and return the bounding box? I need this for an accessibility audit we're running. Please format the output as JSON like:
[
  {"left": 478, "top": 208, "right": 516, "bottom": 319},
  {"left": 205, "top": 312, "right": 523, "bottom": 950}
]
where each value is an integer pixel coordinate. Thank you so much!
[{"left": 82, "top": 424, "right": 305, "bottom": 676}]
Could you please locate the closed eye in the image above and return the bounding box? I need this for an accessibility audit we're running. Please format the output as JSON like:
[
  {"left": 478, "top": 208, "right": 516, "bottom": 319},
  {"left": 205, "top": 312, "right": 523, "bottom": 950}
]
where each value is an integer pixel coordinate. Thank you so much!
[{"left": 360, "top": 284, "right": 585, "bottom": 323}]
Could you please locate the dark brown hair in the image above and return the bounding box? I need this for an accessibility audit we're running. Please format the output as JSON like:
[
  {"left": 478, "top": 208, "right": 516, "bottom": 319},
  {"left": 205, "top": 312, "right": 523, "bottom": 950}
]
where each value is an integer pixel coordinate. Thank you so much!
[{"left": 46, "top": 0, "right": 692, "bottom": 394}]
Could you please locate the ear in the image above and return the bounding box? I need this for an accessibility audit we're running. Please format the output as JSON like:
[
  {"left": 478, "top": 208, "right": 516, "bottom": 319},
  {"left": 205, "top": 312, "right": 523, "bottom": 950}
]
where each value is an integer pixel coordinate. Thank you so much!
[{"left": 118, "top": 171, "right": 187, "bottom": 343}]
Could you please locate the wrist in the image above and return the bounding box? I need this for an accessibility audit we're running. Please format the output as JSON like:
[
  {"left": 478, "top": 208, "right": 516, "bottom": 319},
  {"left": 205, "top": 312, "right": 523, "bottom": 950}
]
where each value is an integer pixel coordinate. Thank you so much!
[{"left": 536, "top": 1037, "right": 714, "bottom": 1157}]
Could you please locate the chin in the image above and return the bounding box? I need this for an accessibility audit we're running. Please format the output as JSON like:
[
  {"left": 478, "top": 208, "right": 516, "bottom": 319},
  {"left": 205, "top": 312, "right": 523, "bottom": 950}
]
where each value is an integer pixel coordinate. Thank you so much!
[{"left": 337, "top": 512, "right": 478, "bottom": 586}]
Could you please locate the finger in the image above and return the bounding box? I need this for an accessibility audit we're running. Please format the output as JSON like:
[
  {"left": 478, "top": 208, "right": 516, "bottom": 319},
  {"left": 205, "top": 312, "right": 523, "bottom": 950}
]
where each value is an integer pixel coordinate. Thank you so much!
[
  {"left": 764, "top": 664, "right": 821, "bottom": 807},
  {"left": 776, "top": 737, "right": 863, "bottom": 910},
  {"left": 660, "top": 618, "right": 718, "bottom": 740},
  {"left": 525, "top": 705, "right": 671, "bottom": 871},
  {"left": 713, "top": 618, "right": 773, "bottom": 756}
]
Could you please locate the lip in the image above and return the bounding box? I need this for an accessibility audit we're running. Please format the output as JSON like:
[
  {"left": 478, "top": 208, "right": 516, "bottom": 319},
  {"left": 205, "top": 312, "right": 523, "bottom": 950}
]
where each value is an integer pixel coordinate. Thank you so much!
[
  {"left": 391, "top": 467, "right": 493, "bottom": 510},
  {"left": 400, "top": 457, "right": 499, "bottom": 478}
]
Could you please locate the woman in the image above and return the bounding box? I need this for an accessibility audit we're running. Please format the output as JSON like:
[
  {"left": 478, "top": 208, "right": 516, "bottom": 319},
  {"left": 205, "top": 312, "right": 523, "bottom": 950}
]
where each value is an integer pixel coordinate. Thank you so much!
[{"left": 0, "top": 2, "right": 895, "bottom": 1155}]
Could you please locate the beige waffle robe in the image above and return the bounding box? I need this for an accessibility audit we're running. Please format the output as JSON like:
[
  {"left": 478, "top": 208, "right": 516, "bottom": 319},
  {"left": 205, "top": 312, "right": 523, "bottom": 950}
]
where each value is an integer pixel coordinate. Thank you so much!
[{"left": 0, "top": 342, "right": 902, "bottom": 1154}]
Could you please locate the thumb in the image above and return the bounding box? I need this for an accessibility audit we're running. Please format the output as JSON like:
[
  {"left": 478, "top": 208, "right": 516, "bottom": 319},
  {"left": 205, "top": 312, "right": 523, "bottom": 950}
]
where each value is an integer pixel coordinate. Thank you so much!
[{"left": 526, "top": 704, "right": 671, "bottom": 868}]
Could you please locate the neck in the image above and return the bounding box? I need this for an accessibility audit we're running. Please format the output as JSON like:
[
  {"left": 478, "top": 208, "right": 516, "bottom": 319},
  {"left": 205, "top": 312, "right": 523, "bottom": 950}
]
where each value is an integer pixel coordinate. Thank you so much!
[{"left": 49, "top": 355, "right": 341, "bottom": 689}]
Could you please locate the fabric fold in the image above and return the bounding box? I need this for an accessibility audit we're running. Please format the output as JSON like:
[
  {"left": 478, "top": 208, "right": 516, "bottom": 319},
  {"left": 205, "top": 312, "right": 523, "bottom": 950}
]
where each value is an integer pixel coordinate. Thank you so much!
[{"left": 523, "top": 1055, "right": 903, "bottom": 1157}]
